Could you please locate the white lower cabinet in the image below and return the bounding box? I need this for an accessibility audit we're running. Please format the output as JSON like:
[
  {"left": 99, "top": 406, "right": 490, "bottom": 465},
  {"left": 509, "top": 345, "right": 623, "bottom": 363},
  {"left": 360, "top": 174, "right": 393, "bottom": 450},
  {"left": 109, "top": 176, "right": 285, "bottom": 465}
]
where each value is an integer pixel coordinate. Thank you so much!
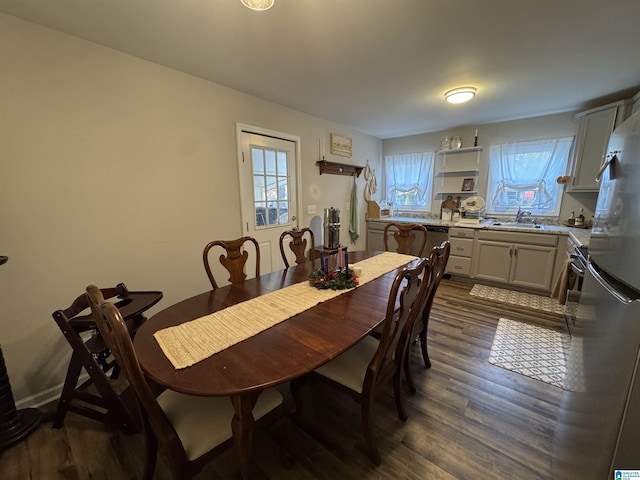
[
  {"left": 472, "top": 231, "right": 558, "bottom": 291},
  {"left": 446, "top": 227, "right": 476, "bottom": 277},
  {"left": 366, "top": 224, "right": 386, "bottom": 252}
]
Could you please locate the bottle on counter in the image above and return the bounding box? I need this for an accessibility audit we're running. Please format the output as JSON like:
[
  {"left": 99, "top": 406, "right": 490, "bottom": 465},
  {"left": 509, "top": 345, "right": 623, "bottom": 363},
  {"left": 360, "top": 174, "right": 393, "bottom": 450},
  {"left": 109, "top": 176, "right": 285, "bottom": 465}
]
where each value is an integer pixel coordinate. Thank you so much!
[
  {"left": 567, "top": 211, "right": 575, "bottom": 226},
  {"left": 575, "top": 208, "right": 585, "bottom": 227}
]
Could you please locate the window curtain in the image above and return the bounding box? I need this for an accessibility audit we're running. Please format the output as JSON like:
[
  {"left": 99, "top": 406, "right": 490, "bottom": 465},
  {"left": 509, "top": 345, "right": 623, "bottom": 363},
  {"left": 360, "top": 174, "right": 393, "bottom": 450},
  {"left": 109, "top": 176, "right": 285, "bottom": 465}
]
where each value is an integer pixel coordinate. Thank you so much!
[
  {"left": 384, "top": 152, "right": 434, "bottom": 209},
  {"left": 488, "top": 137, "right": 573, "bottom": 215}
]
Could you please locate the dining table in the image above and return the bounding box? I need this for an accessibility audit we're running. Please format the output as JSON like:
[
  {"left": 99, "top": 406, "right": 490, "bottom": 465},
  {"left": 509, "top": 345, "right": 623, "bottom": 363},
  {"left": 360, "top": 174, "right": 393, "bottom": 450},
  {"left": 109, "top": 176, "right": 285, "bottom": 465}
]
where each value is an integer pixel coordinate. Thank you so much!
[{"left": 134, "top": 250, "right": 417, "bottom": 479}]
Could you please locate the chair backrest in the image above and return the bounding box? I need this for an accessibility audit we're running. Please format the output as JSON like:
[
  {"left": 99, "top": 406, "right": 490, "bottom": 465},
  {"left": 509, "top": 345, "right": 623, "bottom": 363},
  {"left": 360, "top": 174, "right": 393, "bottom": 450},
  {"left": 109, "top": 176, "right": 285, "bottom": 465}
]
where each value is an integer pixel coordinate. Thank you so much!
[
  {"left": 383, "top": 222, "right": 428, "bottom": 256},
  {"left": 202, "top": 236, "right": 260, "bottom": 289},
  {"left": 279, "top": 227, "right": 315, "bottom": 268},
  {"left": 86, "top": 285, "right": 189, "bottom": 466},
  {"left": 365, "top": 257, "right": 430, "bottom": 386},
  {"left": 425, "top": 240, "right": 451, "bottom": 306},
  {"left": 408, "top": 240, "right": 451, "bottom": 341},
  {"left": 86, "top": 285, "right": 124, "bottom": 367}
]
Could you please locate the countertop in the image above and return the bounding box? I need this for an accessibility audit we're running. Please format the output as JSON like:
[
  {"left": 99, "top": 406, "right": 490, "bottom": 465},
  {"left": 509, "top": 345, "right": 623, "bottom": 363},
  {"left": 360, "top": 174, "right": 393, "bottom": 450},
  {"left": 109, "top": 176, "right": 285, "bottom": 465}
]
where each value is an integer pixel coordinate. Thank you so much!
[{"left": 367, "top": 216, "right": 591, "bottom": 247}]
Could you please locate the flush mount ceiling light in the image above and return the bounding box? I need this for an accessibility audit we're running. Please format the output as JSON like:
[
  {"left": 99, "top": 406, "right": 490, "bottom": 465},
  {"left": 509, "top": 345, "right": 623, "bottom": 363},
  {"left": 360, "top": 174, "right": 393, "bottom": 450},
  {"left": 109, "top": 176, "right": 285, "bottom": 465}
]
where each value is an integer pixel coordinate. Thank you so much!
[
  {"left": 241, "top": 0, "right": 274, "bottom": 10},
  {"left": 444, "top": 87, "right": 477, "bottom": 104}
]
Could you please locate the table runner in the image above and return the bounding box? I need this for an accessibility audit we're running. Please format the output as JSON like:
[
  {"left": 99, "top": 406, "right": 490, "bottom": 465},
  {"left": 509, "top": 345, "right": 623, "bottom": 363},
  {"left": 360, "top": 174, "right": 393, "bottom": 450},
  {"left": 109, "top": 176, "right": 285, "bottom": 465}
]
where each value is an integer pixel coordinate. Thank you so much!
[{"left": 154, "top": 252, "right": 415, "bottom": 369}]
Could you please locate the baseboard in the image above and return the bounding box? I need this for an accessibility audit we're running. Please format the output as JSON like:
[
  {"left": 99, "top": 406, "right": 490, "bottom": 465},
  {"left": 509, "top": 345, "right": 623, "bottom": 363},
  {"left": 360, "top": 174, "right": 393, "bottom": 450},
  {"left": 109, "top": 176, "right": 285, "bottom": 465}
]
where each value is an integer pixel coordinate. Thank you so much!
[{"left": 14, "top": 373, "right": 90, "bottom": 409}]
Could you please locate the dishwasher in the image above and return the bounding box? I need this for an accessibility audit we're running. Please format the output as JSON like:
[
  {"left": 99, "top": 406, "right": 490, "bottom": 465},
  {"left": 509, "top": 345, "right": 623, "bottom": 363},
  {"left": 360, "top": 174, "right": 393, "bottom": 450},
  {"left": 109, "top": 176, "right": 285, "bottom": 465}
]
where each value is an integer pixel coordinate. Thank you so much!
[{"left": 425, "top": 225, "right": 449, "bottom": 253}]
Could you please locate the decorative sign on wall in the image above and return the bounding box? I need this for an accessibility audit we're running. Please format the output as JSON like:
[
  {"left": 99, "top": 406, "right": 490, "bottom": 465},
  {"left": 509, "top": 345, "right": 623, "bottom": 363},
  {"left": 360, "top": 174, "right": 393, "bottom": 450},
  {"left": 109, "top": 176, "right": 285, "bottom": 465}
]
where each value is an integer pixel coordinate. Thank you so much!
[{"left": 330, "top": 133, "right": 352, "bottom": 157}]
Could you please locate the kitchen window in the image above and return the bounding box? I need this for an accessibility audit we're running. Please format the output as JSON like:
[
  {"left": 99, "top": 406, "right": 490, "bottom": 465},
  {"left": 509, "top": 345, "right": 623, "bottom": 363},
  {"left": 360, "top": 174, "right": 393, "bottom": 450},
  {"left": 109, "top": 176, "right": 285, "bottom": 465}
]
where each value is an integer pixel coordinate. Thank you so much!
[
  {"left": 384, "top": 152, "right": 434, "bottom": 211},
  {"left": 487, "top": 137, "right": 573, "bottom": 216}
]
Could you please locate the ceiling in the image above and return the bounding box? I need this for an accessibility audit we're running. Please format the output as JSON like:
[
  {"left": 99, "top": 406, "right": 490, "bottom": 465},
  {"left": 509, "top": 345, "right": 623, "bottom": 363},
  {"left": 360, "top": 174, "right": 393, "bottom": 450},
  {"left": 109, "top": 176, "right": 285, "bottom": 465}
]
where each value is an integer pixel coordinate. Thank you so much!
[{"left": 1, "top": 0, "right": 639, "bottom": 139}]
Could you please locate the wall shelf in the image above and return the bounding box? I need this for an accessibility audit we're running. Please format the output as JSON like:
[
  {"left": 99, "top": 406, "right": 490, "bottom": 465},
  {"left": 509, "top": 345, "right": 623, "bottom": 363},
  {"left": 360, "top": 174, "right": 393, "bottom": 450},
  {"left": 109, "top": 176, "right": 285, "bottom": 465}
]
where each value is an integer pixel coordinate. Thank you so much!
[
  {"left": 437, "top": 146, "right": 484, "bottom": 155},
  {"left": 436, "top": 190, "right": 478, "bottom": 196},
  {"left": 435, "top": 147, "right": 483, "bottom": 201},
  {"left": 316, "top": 160, "right": 363, "bottom": 177}
]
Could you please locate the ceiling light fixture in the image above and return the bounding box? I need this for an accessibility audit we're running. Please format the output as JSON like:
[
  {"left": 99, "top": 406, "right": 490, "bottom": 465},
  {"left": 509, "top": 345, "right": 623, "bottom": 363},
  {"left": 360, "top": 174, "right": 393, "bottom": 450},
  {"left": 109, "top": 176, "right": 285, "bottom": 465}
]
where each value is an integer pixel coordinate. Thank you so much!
[
  {"left": 444, "top": 87, "right": 477, "bottom": 104},
  {"left": 241, "top": 0, "right": 274, "bottom": 10}
]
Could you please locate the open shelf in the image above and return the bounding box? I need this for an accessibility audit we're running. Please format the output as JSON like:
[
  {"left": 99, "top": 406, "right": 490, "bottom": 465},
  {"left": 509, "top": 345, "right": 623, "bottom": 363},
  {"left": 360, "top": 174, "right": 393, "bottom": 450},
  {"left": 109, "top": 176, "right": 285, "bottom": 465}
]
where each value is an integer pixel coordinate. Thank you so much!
[
  {"left": 316, "top": 160, "right": 364, "bottom": 177},
  {"left": 437, "top": 146, "right": 484, "bottom": 155},
  {"left": 437, "top": 169, "right": 480, "bottom": 175},
  {"left": 435, "top": 147, "right": 482, "bottom": 200},
  {"left": 436, "top": 191, "right": 478, "bottom": 196}
]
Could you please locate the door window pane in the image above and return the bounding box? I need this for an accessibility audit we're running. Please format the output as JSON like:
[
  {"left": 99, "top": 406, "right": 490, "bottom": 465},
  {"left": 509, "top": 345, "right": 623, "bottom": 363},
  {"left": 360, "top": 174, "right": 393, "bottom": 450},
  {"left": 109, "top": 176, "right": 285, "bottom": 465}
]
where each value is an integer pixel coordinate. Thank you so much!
[{"left": 251, "top": 146, "right": 290, "bottom": 228}]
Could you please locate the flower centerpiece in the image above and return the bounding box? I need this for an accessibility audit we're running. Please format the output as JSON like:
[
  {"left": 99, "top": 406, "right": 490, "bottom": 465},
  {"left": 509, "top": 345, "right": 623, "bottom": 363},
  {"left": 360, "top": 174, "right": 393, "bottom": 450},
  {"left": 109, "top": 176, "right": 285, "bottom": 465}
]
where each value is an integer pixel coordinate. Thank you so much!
[
  {"left": 308, "top": 267, "right": 358, "bottom": 290},
  {"left": 309, "top": 246, "right": 358, "bottom": 290}
]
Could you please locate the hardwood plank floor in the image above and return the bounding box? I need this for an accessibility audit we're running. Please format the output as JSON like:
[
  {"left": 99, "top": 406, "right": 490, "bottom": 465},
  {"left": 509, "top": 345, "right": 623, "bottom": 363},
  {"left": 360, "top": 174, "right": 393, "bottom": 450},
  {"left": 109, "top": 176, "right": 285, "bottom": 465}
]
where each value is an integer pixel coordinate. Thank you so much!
[{"left": 0, "top": 280, "right": 565, "bottom": 479}]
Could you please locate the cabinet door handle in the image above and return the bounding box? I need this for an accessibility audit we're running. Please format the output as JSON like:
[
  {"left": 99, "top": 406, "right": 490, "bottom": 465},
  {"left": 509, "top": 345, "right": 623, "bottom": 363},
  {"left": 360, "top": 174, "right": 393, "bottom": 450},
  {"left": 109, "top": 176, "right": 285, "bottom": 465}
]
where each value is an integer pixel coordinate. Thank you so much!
[{"left": 514, "top": 246, "right": 518, "bottom": 257}]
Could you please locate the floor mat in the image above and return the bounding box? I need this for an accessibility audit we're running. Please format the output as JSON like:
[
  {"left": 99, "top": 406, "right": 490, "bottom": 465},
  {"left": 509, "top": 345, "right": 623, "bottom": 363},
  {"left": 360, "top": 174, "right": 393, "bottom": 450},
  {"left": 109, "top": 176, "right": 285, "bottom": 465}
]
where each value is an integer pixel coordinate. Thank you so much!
[
  {"left": 488, "top": 318, "right": 570, "bottom": 388},
  {"left": 470, "top": 283, "right": 565, "bottom": 315}
]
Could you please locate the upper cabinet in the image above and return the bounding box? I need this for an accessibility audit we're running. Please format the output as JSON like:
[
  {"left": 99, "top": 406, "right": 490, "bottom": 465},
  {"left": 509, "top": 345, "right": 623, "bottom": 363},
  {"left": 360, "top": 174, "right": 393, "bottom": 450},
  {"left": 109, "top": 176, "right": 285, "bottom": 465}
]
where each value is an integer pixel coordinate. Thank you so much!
[
  {"left": 632, "top": 90, "right": 640, "bottom": 116},
  {"left": 568, "top": 100, "right": 632, "bottom": 192},
  {"left": 435, "top": 146, "right": 482, "bottom": 197}
]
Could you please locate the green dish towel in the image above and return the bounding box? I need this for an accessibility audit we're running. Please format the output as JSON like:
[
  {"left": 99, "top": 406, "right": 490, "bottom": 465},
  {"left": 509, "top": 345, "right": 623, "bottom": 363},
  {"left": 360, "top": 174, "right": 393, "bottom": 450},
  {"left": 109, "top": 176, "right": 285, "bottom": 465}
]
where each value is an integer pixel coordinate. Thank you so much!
[{"left": 349, "top": 175, "right": 359, "bottom": 244}]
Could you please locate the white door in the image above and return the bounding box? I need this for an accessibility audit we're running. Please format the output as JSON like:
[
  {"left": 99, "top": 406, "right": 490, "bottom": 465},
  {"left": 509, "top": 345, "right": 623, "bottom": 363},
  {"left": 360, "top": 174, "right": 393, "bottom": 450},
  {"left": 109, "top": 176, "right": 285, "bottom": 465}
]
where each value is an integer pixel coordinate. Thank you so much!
[{"left": 238, "top": 127, "right": 300, "bottom": 274}]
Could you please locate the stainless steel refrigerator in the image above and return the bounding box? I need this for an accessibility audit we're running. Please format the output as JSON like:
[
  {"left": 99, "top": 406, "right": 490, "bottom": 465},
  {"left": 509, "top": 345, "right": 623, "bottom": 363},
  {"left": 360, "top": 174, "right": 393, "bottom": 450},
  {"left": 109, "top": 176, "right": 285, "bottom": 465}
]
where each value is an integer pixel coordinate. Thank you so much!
[{"left": 553, "top": 111, "right": 640, "bottom": 478}]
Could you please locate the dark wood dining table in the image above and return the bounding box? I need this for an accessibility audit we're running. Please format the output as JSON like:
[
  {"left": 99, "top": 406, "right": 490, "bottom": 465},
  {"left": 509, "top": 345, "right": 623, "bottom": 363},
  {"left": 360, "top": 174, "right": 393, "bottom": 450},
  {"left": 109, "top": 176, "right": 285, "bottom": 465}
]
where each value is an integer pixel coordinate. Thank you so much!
[{"left": 134, "top": 251, "right": 411, "bottom": 479}]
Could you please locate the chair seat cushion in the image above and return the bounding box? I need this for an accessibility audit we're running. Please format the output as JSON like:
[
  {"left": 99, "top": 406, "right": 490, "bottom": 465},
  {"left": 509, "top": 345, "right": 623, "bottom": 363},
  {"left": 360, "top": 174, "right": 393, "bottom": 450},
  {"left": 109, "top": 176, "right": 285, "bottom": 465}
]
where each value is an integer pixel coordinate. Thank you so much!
[
  {"left": 314, "top": 335, "right": 380, "bottom": 394},
  {"left": 158, "top": 387, "right": 283, "bottom": 461}
]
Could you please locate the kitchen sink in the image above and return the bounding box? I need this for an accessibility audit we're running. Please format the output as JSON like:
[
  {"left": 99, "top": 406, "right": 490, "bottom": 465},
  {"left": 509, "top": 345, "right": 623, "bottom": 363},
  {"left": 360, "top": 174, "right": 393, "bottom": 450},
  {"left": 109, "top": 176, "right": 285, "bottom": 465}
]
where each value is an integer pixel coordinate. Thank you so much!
[{"left": 491, "top": 222, "right": 543, "bottom": 229}]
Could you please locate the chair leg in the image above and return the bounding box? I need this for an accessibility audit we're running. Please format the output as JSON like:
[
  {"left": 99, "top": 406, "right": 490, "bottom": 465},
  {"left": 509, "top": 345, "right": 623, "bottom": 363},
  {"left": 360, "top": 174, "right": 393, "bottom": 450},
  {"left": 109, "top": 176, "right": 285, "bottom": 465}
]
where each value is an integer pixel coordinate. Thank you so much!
[
  {"left": 54, "top": 342, "right": 140, "bottom": 433},
  {"left": 419, "top": 328, "right": 431, "bottom": 368},
  {"left": 403, "top": 343, "right": 418, "bottom": 396},
  {"left": 360, "top": 393, "right": 381, "bottom": 466},
  {"left": 141, "top": 422, "right": 158, "bottom": 480},
  {"left": 52, "top": 351, "right": 84, "bottom": 429},
  {"left": 394, "top": 365, "right": 408, "bottom": 422}
]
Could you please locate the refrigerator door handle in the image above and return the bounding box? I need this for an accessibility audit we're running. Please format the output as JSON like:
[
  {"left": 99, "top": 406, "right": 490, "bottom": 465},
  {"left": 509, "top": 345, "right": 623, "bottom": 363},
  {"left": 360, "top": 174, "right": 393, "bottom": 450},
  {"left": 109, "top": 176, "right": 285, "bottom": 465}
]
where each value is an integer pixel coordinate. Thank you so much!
[
  {"left": 595, "top": 152, "right": 619, "bottom": 183},
  {"left": 588, "top": 262, "right": 636, "bottom": 304}
]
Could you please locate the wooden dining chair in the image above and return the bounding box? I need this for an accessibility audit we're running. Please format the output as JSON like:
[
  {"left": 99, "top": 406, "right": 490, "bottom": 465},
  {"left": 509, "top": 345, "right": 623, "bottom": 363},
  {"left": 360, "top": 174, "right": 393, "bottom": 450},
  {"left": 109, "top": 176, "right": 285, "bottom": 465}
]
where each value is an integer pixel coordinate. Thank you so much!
[
  {"left": 202, "top": 236, "right": 260, "bottom": 289},
  {"left": 85, "top": 285, "right": 286, "bottom": 480},
  {"left": 51, "top": 283, "right": 161, "bottom": 434},
  {"left": 291, "top": 257, "right": 430, "bottom": 465},
  {"left": 279, "top": 227, "right": 315, "bottom": 268},
  {"left": 402, "top": 240, "right": 451, "bottom": 395},
  {"left": 383, "top": 222, "right": 428, "bottom": 256}
]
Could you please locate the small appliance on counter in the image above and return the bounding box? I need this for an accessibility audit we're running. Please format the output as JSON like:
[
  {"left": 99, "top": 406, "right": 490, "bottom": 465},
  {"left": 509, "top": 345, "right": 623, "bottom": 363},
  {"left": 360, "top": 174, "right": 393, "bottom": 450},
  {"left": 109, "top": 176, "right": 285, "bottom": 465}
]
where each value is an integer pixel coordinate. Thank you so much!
[
  {"left": 460, "top": 195, "right": 486, "bottom": 221},
  {"left": 366, "top": 200, "right": 392, "bottom": 219},
  {"left": 323, "top": 207, "right": 341, "bottom": 249}
]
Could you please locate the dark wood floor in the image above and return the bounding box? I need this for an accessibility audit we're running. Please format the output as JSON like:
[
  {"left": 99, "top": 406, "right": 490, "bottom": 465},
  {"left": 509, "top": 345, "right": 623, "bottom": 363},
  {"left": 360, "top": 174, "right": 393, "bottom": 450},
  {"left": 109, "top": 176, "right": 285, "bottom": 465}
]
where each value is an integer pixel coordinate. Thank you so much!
[{"left": 0, "top": 280, "right": 565, "bottom": 479}]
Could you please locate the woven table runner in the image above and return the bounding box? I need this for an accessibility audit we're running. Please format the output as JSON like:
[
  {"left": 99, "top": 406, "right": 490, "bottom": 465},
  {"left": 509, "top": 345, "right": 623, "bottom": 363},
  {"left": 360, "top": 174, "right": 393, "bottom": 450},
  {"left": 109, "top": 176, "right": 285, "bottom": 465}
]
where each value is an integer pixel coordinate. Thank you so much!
[{"left": 154, "top": 252, "right": 415, "bottom": 369}]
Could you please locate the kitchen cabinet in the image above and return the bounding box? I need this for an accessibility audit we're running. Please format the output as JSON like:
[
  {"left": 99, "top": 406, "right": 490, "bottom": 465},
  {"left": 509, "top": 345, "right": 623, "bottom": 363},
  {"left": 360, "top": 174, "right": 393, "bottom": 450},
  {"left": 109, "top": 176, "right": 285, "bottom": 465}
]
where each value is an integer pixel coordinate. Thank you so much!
[
  {"left": 366, "top": 221, "right": 386, "bottom": 252},
  {"left": 568, "top": 100, "right": 631, "bottom": 192},
  {"left": 446, "top": 227, "right": 475, "bottom": 277},
  {"left": 632, "top": 90, "right": 640, "bottom": 116},
  {"left": 472, "top": 230, "right": 558, "bottom": 291},
  {"left": 435, "top": 147, "right": 482, "bottom": 199}
]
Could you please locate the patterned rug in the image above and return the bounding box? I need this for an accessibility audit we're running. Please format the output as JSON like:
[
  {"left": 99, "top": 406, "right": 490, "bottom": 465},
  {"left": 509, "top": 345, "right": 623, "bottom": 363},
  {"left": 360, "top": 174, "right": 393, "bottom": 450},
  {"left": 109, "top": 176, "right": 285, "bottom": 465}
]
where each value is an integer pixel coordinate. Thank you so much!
[
  {"left": 470, "top": 284, "right": 565, "bottom": 315},
  {"left": 488, "top": 318, "right": 570, "bottom": 388}
]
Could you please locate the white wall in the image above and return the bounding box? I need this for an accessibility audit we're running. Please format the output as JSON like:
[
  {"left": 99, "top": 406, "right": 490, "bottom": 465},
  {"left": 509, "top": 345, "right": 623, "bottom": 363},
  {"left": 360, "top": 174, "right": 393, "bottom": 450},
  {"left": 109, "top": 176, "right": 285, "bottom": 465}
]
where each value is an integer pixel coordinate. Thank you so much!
[
  {"left": 0, "top": 13, "right": 381, "bottom": 405},
  {"left": 383, "top": 114, "right": 598, "bottom": 221}
]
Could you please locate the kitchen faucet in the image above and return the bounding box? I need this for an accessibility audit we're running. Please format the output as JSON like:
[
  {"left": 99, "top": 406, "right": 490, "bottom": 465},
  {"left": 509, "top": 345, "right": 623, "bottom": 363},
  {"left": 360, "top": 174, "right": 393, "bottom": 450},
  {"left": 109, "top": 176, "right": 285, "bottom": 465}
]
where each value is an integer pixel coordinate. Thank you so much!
[{"left": 515, "top": 206, "right": 532, "bottom": 223}]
